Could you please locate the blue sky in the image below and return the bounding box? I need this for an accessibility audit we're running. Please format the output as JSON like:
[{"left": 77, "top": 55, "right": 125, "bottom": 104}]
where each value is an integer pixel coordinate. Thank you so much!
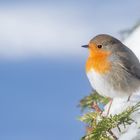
[
  {"left": 0, "top": 60, "right": 89, "bottom": 140},
  {"left": 0, "top": 1, "right": 140, "bottom": 140}
]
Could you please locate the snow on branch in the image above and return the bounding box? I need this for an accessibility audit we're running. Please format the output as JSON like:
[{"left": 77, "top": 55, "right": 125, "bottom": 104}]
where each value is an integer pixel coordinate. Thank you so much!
[{"left": 79, "top": 91, "right": 140, "bottom": 140}]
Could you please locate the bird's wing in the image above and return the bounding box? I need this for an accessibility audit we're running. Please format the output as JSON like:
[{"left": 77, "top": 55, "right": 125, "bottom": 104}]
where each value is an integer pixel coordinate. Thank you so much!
[
  {"left": 118, "top": 47, "right": 140, "bottom": 80},
  {"left": 125, "top": 61, "right": 140, "bottom": 79}
]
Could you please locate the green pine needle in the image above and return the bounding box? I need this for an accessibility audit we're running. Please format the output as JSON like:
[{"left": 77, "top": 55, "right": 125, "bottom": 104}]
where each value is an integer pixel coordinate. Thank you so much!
[
  {"left": 79, "top": 91, "right": 110, "bottom": 111},
  {"left": 80, "top": 101, "right": 140, "bottom": 140}
]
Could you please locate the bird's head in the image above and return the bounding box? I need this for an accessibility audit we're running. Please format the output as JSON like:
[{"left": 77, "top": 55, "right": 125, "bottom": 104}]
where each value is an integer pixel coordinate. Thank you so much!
[{"left": 82, "top": 34, "right": 123, "bottom": 73}]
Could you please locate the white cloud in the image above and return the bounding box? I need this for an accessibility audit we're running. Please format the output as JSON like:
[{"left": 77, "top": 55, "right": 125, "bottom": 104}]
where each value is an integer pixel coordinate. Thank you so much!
[
  {"left": 0, "top": 3, "right": 139, "bottom": 60},
  {"left": 0, "top": 6, "right": 90, "bottom": 60}
]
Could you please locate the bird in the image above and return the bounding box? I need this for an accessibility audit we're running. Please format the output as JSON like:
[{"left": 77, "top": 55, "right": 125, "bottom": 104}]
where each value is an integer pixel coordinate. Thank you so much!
[{"left": 82, "top": 34, "right": 140, "bottom": 101}]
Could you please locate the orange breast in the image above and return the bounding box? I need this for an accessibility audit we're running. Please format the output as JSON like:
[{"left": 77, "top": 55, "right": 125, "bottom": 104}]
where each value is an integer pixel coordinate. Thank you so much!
[{"left": 86, "top": 49, "right": 111, "bottom": 74}]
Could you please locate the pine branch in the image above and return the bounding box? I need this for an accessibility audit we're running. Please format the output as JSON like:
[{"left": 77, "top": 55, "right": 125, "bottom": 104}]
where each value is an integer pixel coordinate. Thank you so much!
[
  {"left": 79, "top": 91, "right": 110, "bottom": 111},
  {"left": 80, "top": 101, "right": 140, "bottom": 140},
  {"left": 79, "top": 92, "right": 140, "bottom": 140}
]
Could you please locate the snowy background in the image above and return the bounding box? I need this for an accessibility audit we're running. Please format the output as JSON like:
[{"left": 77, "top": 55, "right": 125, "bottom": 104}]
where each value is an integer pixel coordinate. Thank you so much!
[{"left": 0, "top": 0, "right": 140, "bottom": 140}]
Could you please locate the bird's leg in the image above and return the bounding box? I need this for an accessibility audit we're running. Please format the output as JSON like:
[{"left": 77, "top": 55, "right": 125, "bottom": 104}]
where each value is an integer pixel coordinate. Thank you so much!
[
  {"left": 127, "top": 95, "right": 132, "bottom": 102},
  {"left": 106, "top": 98, "right": 113, "bottom": 116}
]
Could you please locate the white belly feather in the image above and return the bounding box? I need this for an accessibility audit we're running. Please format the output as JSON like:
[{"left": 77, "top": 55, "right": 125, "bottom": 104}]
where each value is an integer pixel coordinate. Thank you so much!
[{"left": 87, "top": 69, "right": 125, "bottom": 98}]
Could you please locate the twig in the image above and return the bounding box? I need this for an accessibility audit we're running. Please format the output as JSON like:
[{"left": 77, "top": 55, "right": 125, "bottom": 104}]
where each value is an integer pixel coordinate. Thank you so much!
[
  {"left": 108, "top": 130, "right": 118, "bottom": 140},
  {"left": 92, "top": 101, "right": 102, "bottom": 114}
]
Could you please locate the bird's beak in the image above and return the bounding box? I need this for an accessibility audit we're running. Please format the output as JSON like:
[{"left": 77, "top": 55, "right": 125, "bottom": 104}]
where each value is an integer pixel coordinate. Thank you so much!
[{"left": 81, "top": 45, "right": 89, "bottom": 48}]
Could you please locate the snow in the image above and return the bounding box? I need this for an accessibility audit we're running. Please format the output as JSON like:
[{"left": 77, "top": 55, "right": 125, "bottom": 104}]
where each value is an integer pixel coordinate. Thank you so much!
[
  {"left": 103, "top": 93, "right": 140, "bottom": 139},
  {"left": 103, "top": 24, "right": 140, "bottom": 140},
  {"left": 124, "top": 25, "right": 140, "bottom": 61},
  {"left": 119, "top": 124, "right": 139, "bottom": 140}
]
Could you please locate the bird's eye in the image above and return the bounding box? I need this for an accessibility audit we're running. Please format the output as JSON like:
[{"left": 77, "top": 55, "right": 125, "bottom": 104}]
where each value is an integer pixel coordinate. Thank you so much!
[{"left": 97, "top": 45, "right": 102, "bottom": 49}]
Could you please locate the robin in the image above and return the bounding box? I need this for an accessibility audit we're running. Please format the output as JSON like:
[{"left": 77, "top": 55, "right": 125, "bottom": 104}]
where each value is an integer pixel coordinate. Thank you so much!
[{"left": 82, "top": 34, "right": 140, "bottom": 102}]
